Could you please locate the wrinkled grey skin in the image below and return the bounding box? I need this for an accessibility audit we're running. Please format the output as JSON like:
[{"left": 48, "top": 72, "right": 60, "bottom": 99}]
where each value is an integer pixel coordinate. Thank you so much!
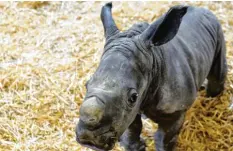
[{"left": 76, "top": 2, "right": 227, "bottom": 151}]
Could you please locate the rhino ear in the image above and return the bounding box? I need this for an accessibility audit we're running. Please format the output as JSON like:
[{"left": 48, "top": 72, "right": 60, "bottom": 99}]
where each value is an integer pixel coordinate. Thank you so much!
[
  {"left": 141, "top": 5, "right": 188, "bottom": 46},
  {"left": 101, "top": 2, "right": 119, "bottom": 39}
]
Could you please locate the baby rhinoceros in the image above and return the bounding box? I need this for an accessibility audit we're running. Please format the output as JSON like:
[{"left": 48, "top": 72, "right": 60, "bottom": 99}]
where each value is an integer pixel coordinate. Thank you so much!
[{"left": 76, "top": 2, "right": 227, "bottom": 151}]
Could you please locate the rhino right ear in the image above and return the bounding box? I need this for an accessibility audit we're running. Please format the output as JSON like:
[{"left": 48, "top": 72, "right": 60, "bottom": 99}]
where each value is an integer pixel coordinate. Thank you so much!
[
  {"left": 101, "top": 2, "right": 119, "bottom": 39},
  {"left": 140, "top": 5, "right": 188, "bottom": 46}
]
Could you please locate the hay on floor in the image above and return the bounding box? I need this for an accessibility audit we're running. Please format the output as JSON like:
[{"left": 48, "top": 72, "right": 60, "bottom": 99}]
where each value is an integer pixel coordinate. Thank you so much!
[{"left": 0, "top": 2, "right": 233, "bottom": 151}]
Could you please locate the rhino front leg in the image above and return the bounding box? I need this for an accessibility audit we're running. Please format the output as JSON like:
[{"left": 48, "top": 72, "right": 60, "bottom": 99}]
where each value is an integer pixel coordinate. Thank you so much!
[
  {"left": 155, "top": 111, "right": 185, "bottom": 151},
  {"left": 120, "top": 114, "right": 146, "bottom": 151}
]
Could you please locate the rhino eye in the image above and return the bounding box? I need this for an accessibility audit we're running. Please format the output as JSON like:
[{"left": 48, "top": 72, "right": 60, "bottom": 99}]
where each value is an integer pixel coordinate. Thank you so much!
[
  {"left": 127, "top": 89, "right": 138, "bottom": 105},
  {"left": 129, "top": 93, "right": 138, "bottom": 103}
]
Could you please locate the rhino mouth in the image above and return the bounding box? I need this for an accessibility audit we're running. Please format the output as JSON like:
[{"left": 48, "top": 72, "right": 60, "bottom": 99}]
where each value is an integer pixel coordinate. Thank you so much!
[
  {"left": 76, "top": 122, "right": 118, "bottom": 151},
  {"left": 76, "top": 131, "right": 117, "bottom": 151}
]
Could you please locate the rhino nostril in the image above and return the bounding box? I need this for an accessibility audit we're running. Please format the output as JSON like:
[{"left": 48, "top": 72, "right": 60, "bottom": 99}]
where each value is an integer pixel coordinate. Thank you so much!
[
  {"left": 78, "top": 134, "right": 86, "bottom": 140},
  {"left": 89, "top": 118, "right": 96, "bottom": 122}
]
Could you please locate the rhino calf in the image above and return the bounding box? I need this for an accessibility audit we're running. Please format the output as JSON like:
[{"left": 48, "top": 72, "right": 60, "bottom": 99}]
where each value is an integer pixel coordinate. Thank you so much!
[{"left": 76, "top": 2, "right": 227, "bottom": 151}]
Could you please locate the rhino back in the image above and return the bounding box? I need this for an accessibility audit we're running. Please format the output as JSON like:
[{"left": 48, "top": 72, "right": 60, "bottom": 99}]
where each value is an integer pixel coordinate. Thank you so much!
[{"left": 146, "top": 6, "right": 223, "bottom": 114}]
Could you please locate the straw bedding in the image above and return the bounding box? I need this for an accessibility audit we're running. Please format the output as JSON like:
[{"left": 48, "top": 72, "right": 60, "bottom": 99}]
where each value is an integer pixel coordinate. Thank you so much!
[{"left": 0, "top": 1, "right": 232, "bottom": 151}]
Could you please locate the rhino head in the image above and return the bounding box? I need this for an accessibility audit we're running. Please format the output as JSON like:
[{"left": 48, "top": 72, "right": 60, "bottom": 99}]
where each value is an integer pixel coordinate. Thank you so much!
[{"left": 76, "top": 2, "right": 187, "bottom": 150}]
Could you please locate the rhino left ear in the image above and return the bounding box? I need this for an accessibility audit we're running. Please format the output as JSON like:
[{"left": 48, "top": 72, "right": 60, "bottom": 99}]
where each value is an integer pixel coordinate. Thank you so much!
[{"left": 141, "top": 5, "right": 188, "bottom": 46}]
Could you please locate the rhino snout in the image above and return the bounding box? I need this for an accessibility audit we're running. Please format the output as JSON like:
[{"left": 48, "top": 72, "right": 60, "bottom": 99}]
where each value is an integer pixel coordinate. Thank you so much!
[{"left": 80, "top": 97, "right": 105, "bottom": 127}]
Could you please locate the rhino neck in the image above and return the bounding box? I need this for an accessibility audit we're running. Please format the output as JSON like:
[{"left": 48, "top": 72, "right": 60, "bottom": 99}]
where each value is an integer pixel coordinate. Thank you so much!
[
  {"left": 139, "top": 44, "right": 165, "bottom": 112},
  {"left": 152, "top": 46, "right": 166, "bottom": 84},
  {"left": 129, "top": 38, "right": 164, "bottom": 112}
]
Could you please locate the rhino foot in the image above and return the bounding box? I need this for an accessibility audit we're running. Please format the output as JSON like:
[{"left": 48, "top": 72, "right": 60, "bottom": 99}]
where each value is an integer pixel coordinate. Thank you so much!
[{"left": 120, "top": 137, "right": 146, "bottom": 151}]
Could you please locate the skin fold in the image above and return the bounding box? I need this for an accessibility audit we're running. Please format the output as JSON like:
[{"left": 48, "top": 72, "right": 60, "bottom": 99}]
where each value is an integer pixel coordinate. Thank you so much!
[{"left": 76, "top": 2, "right": 227, "bottom": 151}]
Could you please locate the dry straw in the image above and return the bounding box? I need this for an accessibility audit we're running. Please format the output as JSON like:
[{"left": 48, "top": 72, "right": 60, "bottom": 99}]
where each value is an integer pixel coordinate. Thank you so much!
[{"left": 0, "top": 2, "right": 232, "bottom": 151}]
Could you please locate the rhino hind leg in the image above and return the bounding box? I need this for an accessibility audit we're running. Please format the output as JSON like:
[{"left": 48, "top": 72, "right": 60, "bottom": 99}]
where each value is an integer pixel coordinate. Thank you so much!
[
  {"left": 120, "top": 114, "right": 146, "bottom": 151},
  {"left": 206, "top": 33, "right": 227, "bottom": 97},
  {"left": 154, "top": 111, "right": 185, "bottom": 151},
  {"left": 206, "top": 77, "right": 225, "bottom": 97}
]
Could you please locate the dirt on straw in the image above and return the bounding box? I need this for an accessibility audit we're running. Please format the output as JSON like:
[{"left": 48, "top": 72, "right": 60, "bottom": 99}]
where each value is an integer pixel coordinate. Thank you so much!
[{"left": 0, "top": 1, "right": 233, "bottom": 151}]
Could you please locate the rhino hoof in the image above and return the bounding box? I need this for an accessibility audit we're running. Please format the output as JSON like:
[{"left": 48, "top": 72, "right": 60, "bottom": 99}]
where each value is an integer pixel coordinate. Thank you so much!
[{"left": 120, "top": 138, "right": 146, "bottom": 151}]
